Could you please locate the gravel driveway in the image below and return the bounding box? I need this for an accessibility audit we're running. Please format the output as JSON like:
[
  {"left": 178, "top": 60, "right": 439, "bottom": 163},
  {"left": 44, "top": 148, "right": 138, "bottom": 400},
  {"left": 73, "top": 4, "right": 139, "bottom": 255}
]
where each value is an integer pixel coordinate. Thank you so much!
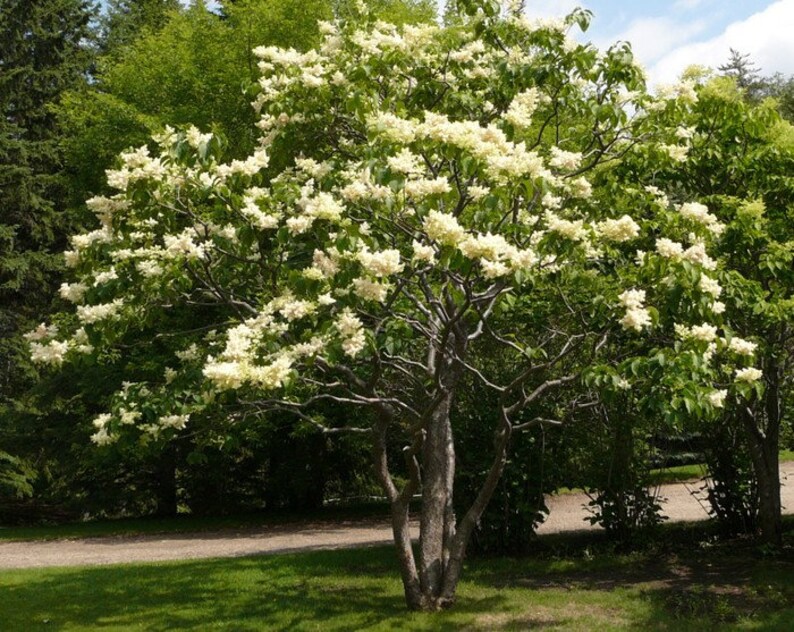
[{"left": 1, "top": 461, "right": 791, "bottom": 570}]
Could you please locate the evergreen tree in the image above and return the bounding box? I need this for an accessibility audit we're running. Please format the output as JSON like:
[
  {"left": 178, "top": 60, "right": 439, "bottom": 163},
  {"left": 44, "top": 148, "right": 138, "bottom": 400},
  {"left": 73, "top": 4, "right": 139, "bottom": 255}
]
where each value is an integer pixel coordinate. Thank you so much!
[
  {"left": 0, "top": 0, "right": 95, "bottom": 400},
  {"left": 0, "top": 0, "right": 95, "bottom": 509},
  {"left": 718, "top": 48, "right": 763, "bottom": 100}
]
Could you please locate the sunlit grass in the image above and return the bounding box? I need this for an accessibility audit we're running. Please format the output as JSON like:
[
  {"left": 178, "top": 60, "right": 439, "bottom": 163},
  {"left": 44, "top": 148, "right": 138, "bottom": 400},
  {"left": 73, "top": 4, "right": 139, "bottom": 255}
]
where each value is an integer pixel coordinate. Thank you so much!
[{"left": 2, "top": 522, "right": 792, "bottom": 631}]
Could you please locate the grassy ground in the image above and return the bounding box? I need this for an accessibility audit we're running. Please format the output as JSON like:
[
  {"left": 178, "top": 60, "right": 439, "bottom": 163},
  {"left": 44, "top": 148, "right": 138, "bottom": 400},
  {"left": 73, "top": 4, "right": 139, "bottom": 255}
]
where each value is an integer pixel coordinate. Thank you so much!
[
  {"left": 1, "top": 520, "right": 792, "bottom": 631},
  {"left": 648, "top": 462, "right": 708, "bottom": 486},
  {"left": 647, "top": 450, "right": 794, "bottom": 486}
]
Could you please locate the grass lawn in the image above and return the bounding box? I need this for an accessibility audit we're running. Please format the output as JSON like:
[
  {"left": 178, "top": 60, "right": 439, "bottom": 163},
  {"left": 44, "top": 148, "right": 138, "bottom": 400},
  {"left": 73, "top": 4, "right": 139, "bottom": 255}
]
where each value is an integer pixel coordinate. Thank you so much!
[
  {"left": 647, "top": 449, "right": 794, "bottom": 486},
  {"left": 2, "top": 522, "right": 792, "bottom": 631},
  {"left": 648, "top": 462, "right": 708, "bottom": 486}
]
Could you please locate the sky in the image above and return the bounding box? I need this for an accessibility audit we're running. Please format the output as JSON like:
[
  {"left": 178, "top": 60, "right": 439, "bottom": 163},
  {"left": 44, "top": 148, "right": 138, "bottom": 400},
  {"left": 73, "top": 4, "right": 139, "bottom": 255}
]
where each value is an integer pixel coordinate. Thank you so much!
[
  {"left": 522, "top": 0, "right": 794, "bottom": 85},
  {"left": 100, "top": 1, "right": 794, "bottom": 86}
]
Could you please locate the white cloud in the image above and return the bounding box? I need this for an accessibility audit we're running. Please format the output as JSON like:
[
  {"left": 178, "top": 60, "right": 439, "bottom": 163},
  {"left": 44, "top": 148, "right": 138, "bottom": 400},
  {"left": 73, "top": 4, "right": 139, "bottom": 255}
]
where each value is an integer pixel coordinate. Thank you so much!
[
  {"left": 649, "top": 0, "right": 794, "bottom": 84},
  {"left": 603, "top": 16, "right": 708, "bottom": 64}
]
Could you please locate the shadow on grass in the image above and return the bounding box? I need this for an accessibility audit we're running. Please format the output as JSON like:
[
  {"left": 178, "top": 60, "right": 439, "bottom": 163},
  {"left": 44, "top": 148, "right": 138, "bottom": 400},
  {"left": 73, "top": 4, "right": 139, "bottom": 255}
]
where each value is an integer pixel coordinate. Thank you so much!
[
  {"left": 3, "top": 522, "right": 794, "bottom": 631},
  {"left": 466, "top": 522, "right": 794, "bottom": 631},
  {"left": 1, "top": 547, "right": 512, "bottom": 631}
]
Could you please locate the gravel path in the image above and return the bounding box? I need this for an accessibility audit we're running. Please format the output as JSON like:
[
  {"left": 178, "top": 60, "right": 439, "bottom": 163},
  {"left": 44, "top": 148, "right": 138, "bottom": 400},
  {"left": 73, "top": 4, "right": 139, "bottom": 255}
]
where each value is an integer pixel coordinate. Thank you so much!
[{"left": 2, "top": 462, "right": 791, "bottom": 570}]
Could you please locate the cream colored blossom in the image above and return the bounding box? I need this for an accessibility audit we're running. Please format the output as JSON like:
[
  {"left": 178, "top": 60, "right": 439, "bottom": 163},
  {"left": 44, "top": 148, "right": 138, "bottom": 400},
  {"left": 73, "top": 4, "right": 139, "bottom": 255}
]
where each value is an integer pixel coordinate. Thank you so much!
[
  {"left": 699, "top": 275, "right": 722, "bottom": 298},
  {"left": 735, "top": 367, "right": 762, "bottom": 383},
  {"left": 548, "top": 146, "right": 582, "bottom": 171},
  {"left": 76, "top": 299, "right": 124, "bottom": 324},
  {"left": 423, "top": 210, "right": 466, "bottom": 246},
  {"left": 59, "top": 282, "right": 88, "bottom": 304},
  {"left": 596, "top": 215, "right": 640, "bottom": 242},
  {"left": 358, "top": 248, "right": 404, "bottom": 277},
  {"left": 353, "top": 278, "right": 389, "bottom": 302},
  {"left": 655, "top": 238, "right": 683, "bottom": 259},
  {"left": 504, "top": 88, "right": 539, "bottom": 128},
  {"left": 412, "top": 240, "right": 435, "bottom": 263},
  {"left": 727, "top": 337, "right": 757, "bottom": 356},
  {"left": 708, "top": 390, "right": 727, "bottom": 408},
  {"left": 30, "top": 340, "right": 69, "bottom": 365}
]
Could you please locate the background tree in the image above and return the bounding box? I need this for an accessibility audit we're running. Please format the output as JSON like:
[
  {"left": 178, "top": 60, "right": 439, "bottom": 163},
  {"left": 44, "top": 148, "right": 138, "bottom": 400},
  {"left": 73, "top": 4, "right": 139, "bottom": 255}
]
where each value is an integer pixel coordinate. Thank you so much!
[
  {"left": 99, "top": 0, "right": 181, "bottom": 55},
  {"left": 0, "top": 0, "right": 96, "bottom": 512},
  {"left": 612, "top": 72, "right": 794, "bottom": 545},
  {"left": 718, "top": 48, "right": 763, "bottom": 101}
]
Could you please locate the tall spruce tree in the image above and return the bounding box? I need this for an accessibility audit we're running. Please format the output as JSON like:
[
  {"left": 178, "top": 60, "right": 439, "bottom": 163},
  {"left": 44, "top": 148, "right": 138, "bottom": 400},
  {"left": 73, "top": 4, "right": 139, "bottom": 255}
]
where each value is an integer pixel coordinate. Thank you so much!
[
  {"left": 718, "top": 48, "right": 763, "bottom": 101},
  {"left": 0, "top": 0, "right": 95, "bottom": 494}
]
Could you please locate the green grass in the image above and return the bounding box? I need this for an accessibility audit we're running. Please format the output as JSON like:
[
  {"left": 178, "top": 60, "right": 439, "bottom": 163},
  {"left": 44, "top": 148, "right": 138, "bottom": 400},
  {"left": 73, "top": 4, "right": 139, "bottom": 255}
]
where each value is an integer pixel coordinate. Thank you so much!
[
  {"left": 648, "top": 449, "right": 794, "bottom": 487},
  {"left": 2, "top": 522, "right": 792, "bottom": 631},
  {"left": 648, "top": 462, "right": 708, "bottom": 486}
]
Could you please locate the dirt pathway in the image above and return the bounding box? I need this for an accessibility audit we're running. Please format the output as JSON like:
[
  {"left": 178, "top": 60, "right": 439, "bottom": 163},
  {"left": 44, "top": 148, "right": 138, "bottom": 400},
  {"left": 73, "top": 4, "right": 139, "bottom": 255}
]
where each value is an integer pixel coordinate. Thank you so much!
[{"left": 1, "top": 462, "right": 791, "bottom": 570}]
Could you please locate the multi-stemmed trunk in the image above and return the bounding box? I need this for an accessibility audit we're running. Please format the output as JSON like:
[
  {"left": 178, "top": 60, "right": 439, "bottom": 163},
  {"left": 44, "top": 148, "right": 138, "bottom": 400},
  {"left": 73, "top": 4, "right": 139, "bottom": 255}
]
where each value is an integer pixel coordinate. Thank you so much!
[{"left": 375, "top": 391, "right": 513, "bottom": 611}]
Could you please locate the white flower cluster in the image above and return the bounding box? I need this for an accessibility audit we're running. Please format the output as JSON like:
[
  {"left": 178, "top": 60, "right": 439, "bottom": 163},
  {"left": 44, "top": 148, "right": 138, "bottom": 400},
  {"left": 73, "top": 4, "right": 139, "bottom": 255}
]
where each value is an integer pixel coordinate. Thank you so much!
[
  {"left": 387, "top": 148, "right": 424, "bottom": 175},
  {"left": 735, "top": 367, "right": 762, "bottom": 383},
  {"left": 353, "top": 278, "right": 390, "bottom": 302},
  {"left": 86, "top": 195, "right": 130, "bottom": 227},
  {"left": 404, "top": 177, "right": 452, "bottom": 200},
  {"left": 548, "top": 146, "right": 582, "bottom": 171},
  {"left": 106, "top": 146, "right": 165, "bottom": 191},
  {"left": 91, "top": 413, "right": 115, "bottom": 446},
  {"left": 241, "top": 191, "right": 280, "bottom": 230},
  {"left": 675, "top": 323, "right": 718, "bottom": 342},
  {"left": 618, "top": 289, "right": 652, "bottom": 332},
  {"left": 698, "top": 275, "right": 725, "bottom": 314},
  {"left": 163, "top": 229, "right": 207, "bottom": 260},
  {"left": 59, "top": 282, "right": 88, "bottom": 304},
  {"left": 159, "top": 414, "right": 190, "bottom": 430},
  {"left": 411, "top": 240, "right": 435, "bottom": 263},
  {"left": 339, "top": 167, "right": 392, "bottom": 202},
  {"left": 358, "top": 248, "right": 404, "bottom": 278},
  {"left": 698, "top": 275, "right": 722, "bottom": 298},
  {"left": 370, "top": 111, "right": 553, "bottom": 185},
  {"left": 336, "top": 309, "right": 365, "bottom": 357},
  {"left": 596, "top": 215, "right": 640, "bottom": 242},
  {"left": 76, "top": 299, "right": 124, "bottom": 324},
  {"left": 30, "top": 339, "right": 69, "bottom": 366},
  {"left": 504, "top": 88, "right": 539, "bottom": 128},
  {"left": 708, "top": 389, "right": 727, "bottom": 408},
  {"left": 678, "top": 202, "right": 724, "bottom": 235},
  {"left": 727, "top": 337, "right": 757, "bottom": 356},
  {"left": 545, "top": 212, "right": 587, "bottom": 242},
  {"left": 660, "top": 143, "right": 689, "bottom": 162},
  {"left": 655, "top": 238, "right": 716, "bottom": 270},
  {"left": 214, "top": 148, "right": 270, "bottom": 179},
  {"left": 423, "top": 210, "right": 467, "bottom": 246}
]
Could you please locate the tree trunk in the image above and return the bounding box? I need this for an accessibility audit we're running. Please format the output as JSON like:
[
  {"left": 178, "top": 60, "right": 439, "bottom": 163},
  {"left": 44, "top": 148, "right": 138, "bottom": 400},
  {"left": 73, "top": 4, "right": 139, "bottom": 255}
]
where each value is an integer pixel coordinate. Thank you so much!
[
  {"left": 418, "top": 395, "right": 456, "bottom": 605},
  {"left": 376, "top": 398, "right": 512, "bottom": 611},
  {"left": 153, "top": 445, "right": 178, "bottom": 518},
  {"left": 741, "top": 353, "right": 783, "bottom": 546},
  {"left": 754, "top": 446, "right": 781, "bottom": 545}
]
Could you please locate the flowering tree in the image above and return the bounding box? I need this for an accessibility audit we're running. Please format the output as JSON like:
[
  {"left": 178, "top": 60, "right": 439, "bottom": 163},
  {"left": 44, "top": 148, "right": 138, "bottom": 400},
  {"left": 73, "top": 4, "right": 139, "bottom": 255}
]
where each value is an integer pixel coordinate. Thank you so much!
[
  {"left": 30, "top": 4, "right": 756, "bottom": 610},
  {"left": 614, "top": 73, "right": 793, "bottom": 544}
]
